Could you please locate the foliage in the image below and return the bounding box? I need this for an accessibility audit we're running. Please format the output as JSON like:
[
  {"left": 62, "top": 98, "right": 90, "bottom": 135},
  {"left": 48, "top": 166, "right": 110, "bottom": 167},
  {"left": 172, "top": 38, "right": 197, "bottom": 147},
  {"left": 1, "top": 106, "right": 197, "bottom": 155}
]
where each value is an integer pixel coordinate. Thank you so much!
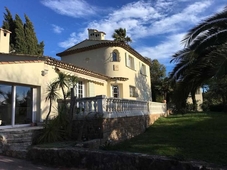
[
  {"left": 147, "top": 59, "right": 167, "bottom": 102},
  {"left": 112, "top": 28, "right": 132, "bottom": 44},
  {"left": 14, "top": 14, "right": 27, "bottom": 54},
  {"left": 45, "top": 83, "right": 59, "bottom": 124},
  {"left": 2, "top": 7, "right": 15, "bottom": 50},
  {"left": 35, "top": 105, "right": 71, "bottom": 144},
  {"left": 41, "top": 71, "right": 78, "bottom": 143},
  {"left": 1, "top": 7, "right": 44, "bottom": 55},
  {"left": 170, "top": 6, "right": 227, "bottom": 111},
  {"left": 105, "top": 113, "right": 227, "bottom": 166},
  {"left": 200, "top": 101, "right": 209, "bottom": 112}
]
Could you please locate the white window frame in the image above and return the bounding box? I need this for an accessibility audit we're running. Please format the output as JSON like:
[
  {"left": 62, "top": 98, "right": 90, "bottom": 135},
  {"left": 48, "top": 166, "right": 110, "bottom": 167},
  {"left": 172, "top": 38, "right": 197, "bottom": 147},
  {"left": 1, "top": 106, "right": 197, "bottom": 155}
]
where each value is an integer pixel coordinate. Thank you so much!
[
  {"left": 125, "top": 53, "right": 135, "bottom": 70},
  {"left": 140, "top": 63, "right": 146, "bottom": 75},
  {"left": 129, "top": 86, "right": 138, "bottom": 97},
  {"left": 74, "top": 81, "right": 85, "bottom": 98},
  {"left": 111, "top": 85, "right": 119, "bottom": 98},
  {"left": 0, "top": 83, "right": 38, "bottom": 129}
]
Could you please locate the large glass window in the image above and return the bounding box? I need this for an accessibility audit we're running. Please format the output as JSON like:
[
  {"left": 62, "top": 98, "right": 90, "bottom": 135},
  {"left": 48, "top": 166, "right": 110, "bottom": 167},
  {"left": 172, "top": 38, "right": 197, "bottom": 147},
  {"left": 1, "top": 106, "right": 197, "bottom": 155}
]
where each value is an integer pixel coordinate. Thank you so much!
[
  {"left": 15, "top": 86, "right": 32, "bottom": 124},
  {"left": 0, "top": 83, "right": 36, "bottom": 127}
]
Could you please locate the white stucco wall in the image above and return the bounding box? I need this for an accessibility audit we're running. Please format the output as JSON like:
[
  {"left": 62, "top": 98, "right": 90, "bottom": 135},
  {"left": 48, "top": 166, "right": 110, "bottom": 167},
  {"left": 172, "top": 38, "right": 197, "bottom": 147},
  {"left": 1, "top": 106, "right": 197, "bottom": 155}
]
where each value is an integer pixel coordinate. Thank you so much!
[
  {"left": 61, "top": 46, "right": 151, "bottom": 101},
  {"left": 0, "top": 56, "right": 108, "bottom": 123}
]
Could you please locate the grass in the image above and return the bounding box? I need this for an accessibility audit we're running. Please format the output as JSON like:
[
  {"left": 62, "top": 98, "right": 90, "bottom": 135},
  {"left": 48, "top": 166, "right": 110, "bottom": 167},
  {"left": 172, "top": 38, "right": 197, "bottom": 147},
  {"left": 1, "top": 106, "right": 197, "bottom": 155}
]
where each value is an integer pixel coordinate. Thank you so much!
[{"left": 105, "top": 112, "right": 227, "bottom": 166}]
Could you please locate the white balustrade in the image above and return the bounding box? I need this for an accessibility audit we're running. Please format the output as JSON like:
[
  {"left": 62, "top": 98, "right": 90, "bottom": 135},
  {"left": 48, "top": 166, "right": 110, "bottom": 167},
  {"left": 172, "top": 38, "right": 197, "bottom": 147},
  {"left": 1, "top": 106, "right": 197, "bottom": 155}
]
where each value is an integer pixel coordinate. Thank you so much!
[{"left": 69, "top": 96, "right": 166, "bottom": 119}]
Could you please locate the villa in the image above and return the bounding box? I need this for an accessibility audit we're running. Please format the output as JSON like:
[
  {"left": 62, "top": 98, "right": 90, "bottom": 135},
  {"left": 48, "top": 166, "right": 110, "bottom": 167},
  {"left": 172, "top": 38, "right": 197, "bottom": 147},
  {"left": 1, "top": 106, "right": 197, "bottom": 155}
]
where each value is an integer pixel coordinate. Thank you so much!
[{"left": 0, "top": 28, "right": 165, "bottom": 129}]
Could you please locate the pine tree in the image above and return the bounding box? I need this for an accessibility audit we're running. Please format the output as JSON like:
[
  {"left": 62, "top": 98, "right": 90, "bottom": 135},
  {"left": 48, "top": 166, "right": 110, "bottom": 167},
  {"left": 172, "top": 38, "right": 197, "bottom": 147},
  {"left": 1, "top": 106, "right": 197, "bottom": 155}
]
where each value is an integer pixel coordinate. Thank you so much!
[
  {"left": 24, "top": 14, "right": 39, "bottom": 55},
  {"left": 14, "top": 14, "right": 27, "bottom": 54}
]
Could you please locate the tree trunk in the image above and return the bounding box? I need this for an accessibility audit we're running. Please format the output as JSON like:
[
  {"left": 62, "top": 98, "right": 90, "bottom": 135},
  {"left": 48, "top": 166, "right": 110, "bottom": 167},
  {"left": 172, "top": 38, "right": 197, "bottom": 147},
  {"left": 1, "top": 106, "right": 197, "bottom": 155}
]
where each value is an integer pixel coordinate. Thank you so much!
[{"left": 45, "top": 100, "right": 52, "bottom": 125}]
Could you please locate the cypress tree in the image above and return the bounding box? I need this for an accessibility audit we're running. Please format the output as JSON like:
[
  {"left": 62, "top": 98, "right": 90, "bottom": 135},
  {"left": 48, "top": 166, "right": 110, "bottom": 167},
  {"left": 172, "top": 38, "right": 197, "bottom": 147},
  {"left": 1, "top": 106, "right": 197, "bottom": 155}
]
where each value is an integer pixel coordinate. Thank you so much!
[
  {"left": 2, "top": 7, "right": 15, "bottom": 50},
  {"left": 37, "top": 41, "right": 45, "bottom": 56},
  {"left": 24, "top": 14, "right": 38, "bottom": 55},
  {"left": 14, "top": 14, "right": 27, "bottom": 54},
  {"left": 1, "top": 8, "right": 44, "bottom": 55}
]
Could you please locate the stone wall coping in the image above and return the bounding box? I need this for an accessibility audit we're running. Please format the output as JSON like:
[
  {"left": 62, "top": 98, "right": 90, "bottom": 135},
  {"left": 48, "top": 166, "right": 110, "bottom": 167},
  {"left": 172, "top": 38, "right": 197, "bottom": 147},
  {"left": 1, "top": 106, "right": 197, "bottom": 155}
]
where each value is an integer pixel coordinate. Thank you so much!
[
  {"left": 29, "top": 147, "right": 222, "bottom": 170},
  {"left": 0, "top": 126, "right": 43, "bottom": 132},
  {"left": 74, "top": 111, "right": 167, "bottom": 119}
]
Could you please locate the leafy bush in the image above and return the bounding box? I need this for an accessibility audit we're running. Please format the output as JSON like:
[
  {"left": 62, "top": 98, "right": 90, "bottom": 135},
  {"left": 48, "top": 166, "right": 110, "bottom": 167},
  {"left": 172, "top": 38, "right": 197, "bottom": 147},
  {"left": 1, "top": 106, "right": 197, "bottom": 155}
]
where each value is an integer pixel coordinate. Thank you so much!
[
  {"left": 200, "top": 101, "right": 210, "bottom": 112},
  {"left": 34, "top": 105, "right": 71, "bottom": 144},
  {"left": 209, "top": 104, "right": 225, "bottom": 112}
]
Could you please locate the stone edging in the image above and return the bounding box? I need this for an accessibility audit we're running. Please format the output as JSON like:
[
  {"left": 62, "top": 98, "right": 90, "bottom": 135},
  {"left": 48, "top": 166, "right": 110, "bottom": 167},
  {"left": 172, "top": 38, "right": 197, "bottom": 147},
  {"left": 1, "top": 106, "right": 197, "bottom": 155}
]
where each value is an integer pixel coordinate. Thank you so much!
[{"left": 28, "top": 147, "right": 224, "bottom": 170}]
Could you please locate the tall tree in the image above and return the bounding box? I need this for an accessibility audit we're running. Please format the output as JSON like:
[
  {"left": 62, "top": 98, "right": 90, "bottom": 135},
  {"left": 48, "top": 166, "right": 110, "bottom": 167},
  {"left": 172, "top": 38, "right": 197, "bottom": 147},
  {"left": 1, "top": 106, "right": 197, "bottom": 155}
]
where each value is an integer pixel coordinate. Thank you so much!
[
  {"left": 1, "top": 8, "right": 44, "bottom": 55},
  {"left": 112, "top": 28, "right": 132, "bottom": 44},
  {"left": 14, "top": 14, "right": 27, "bottom": 54},
  {"left": 148, "top": 59, "right": 166, "bottom": 102},
  {"left": 37, "top": 41, "right": 45, "bottom": 56},
  {"left": 170, "top": 6, "right": 227, "bottom": 111},
  {"left": 24, "top": 14, "right": 39, "bottom": 55},
  {"left": 2, "top": 7, "right": 15, "bottom": 50}
]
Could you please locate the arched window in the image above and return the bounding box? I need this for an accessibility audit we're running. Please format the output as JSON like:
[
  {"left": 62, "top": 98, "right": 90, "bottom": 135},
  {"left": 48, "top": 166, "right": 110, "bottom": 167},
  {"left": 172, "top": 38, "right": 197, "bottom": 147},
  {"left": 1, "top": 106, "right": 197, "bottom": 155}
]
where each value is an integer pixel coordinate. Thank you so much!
[
  {"left": 112, "top": 50, "right": 120, "bottom": 62},
  {"left": 112, "top": 52, "right": 117, "bottom": 61}
]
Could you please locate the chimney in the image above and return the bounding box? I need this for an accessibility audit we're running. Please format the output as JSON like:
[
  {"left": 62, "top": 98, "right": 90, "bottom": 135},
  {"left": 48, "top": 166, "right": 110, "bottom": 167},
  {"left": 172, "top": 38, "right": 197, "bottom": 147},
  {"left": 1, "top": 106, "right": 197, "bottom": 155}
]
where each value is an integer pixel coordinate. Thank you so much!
[
  {"left": 88, "top": 29, "right": 106, "bottom": 40},
  {"left": 0, "top": 28, "right": 11, "bottom": 53}
]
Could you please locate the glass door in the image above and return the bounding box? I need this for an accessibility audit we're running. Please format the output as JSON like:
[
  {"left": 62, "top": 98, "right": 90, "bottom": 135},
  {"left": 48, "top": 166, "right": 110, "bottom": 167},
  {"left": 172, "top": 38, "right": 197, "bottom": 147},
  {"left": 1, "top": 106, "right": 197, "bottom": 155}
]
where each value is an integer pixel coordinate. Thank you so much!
[{"left": 112, "top": 85, "right": 119, "bottom": 98}]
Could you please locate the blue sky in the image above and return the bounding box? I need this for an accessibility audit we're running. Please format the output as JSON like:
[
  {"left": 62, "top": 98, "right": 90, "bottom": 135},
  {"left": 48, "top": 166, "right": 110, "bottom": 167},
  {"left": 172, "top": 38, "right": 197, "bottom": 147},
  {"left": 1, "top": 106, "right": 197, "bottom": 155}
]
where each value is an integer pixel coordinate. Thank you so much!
[{"left": 0, "top": 0, "right": 226, "bottom": 74}]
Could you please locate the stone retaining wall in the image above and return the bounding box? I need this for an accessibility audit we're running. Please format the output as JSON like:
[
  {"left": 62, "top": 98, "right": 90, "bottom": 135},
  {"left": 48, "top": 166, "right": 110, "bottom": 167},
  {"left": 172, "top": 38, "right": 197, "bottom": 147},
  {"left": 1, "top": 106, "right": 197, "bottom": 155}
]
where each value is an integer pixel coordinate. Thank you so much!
[
  {"left": 0, "top": 127, "right": 42, "bottom": 159},
  {"left": 28, "top": 147, "right": 218, "bottom": 170},
  {"left": 72, "top": 113, "right": 165, "bottom": 144}
]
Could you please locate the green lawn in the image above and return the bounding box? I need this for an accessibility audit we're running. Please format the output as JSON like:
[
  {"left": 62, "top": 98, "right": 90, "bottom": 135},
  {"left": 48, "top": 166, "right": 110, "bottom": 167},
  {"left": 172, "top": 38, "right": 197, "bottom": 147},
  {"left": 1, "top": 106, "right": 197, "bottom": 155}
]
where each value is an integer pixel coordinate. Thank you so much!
[{"left": 105, "top": 112, "right": 227, "bottom": 166}]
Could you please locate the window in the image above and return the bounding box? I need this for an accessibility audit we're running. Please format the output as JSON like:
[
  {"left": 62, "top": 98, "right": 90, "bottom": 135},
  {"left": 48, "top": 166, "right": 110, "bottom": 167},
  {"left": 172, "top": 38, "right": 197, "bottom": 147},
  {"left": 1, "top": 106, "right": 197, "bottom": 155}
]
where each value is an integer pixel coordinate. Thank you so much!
[
  {"left": 74, "top": 81, "right": 84, "bottom": 98},
  {"left": 0, "top": 83, "right": 37, "bottom": 127},
  {"left": 129, "top": 86, "right": 138, "bottom": 97},
  {"left": 140, "top": 64, "right": 146, "bottom": 75},
  {"left": 125, "top": 54, "right": 135, "bottom": 70},
  {"left": 112, "top": 85, "right": 119, "bottom": 98},
  {"left": 112, "top": 50, "right": 120, "bottom": 62},
  {"left": 112, "top": 52, "right": 118, "bottom": 61}
]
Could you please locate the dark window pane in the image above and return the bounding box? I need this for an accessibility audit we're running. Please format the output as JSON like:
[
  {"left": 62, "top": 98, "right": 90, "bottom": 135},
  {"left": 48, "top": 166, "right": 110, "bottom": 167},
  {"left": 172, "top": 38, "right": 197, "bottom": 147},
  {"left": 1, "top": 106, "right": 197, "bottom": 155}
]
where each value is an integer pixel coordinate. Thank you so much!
[
  {"left": 15, "top": 86, "right": 32, "bottom": 124},
  {"left": 0, "top": 85, "right": 12, "bottom": 126}
]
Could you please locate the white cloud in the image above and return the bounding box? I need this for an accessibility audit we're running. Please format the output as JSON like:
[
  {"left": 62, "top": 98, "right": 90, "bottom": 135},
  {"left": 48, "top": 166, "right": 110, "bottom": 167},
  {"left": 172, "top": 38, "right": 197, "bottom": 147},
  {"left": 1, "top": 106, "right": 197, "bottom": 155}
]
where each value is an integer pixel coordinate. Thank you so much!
[
  {"left": 41, "top": 0, "right": 97, "bottom": 18},
  {"left": 58, "top": 0, "right": 214, "bottom": 58},
  {"left": 58, "top": 31, "right": 87, "bottom": 48},
  {"left": 137, "top": 33, "right": 185, "bottom": 60},
  {"left": 52, "top": 24, "right": 64, "bottom": 34}
]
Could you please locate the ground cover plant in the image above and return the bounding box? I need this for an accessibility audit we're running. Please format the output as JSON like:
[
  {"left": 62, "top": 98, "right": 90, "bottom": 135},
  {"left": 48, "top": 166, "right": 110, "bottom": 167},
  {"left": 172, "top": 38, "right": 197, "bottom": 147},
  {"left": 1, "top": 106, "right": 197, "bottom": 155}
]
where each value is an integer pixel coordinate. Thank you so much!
[{"left": 105, "top": 112, "right": 227, "bottom": 166}]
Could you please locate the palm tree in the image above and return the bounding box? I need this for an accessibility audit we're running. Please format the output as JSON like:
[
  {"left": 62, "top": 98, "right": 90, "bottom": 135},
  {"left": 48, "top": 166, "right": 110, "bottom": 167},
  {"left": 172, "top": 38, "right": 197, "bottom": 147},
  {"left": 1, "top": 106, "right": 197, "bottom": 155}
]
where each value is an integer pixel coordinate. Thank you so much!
[
  {"left": 45, "top": 83, "right": 59, "bottom": 124},
  {"left": 52, "top": 71, "right": 69, "bottom": 102},
  {"left": 170, "top": 6, "right": 227, "bottom": 111},
  {"left": 112, "top": 28, "right": 132, "bottom": 44},
  {"left": 171, "top": 6, "right": 227, "bottom": 78}
]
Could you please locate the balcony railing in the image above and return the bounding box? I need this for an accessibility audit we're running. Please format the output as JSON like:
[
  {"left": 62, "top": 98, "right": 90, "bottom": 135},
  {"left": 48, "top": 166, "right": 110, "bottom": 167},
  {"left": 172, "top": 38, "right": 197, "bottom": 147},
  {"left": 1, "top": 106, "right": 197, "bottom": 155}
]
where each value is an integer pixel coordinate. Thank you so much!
[{"left": 68, "top": 95, "right": 166, "bottom": 119}]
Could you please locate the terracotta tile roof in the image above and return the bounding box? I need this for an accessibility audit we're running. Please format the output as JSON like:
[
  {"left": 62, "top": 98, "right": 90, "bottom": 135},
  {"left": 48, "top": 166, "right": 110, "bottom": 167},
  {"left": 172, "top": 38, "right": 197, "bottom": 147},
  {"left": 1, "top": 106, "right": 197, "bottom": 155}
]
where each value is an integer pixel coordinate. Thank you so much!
[
  {"left": 44, "top": 57, "right": 110, "bottom": 81},
  {"left": 56, "top": 41, "right": 152, "bottom": 66},
  {"left": 0, "top": 60, "right": 43, "bottom": 64}
]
